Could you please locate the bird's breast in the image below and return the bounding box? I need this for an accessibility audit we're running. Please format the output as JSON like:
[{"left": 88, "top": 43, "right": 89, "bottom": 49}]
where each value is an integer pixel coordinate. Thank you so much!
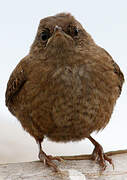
[
  {"left": 51, "top": 65, "right": 85, "bottom": 99},
  {"left": 49, "top": 65, "right": 91, "bottom": 127}
]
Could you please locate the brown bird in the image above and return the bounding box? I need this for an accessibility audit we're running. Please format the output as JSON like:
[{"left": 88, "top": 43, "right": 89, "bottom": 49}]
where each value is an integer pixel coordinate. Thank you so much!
[{"left": 5, "top": 13, "right": 124, "bottom": 171}]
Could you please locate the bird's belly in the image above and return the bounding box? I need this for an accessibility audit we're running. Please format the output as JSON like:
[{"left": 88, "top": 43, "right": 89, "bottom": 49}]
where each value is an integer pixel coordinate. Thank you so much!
[
  {"left": 17, "top": 64, "right": 118, "bottom": 141},
  {"left": 46, "top": 68, "right": 118, "bottom": 142},
  {"left": 46, "top": 85, "right": 115, "bottom": 142},
  {"left": 46, "top": 90, "right": 98, "bottom": 142}
]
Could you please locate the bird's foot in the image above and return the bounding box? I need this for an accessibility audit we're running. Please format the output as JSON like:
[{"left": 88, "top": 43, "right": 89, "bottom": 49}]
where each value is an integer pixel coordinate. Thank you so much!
[
  {"left": 38, "top": 150, "right": 63, "bottom": 172},
  {"left": 91, "top": 144, "right": 114, "bottom": 170}
]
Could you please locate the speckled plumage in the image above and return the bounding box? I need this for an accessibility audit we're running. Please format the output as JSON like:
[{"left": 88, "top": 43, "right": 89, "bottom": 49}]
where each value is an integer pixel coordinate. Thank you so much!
[{"left": 5, "top": 13, "right": 124, "bottom": 171}]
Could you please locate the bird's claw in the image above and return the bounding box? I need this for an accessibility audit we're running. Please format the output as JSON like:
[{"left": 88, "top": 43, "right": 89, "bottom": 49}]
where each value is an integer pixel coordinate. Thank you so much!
[
  {"left": 91, "top": 144, "right": 114, "bottom": 170},
  {"left": 39, "top": 151, "right": 63, "bottom": 172},
  {"left": 48, "top": 155, "right": 64, "bottom": 162}
]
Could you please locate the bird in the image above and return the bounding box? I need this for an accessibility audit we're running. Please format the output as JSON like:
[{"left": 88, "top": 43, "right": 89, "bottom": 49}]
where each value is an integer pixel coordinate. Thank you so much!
[{"left": 5, "top": 13, "right": 124, "bottom": 172}]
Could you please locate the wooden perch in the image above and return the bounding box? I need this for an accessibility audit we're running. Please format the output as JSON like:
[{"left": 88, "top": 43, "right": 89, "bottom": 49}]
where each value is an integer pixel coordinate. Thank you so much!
[{"left": 0, "top": 149, "right": 127, "bottom": 180}]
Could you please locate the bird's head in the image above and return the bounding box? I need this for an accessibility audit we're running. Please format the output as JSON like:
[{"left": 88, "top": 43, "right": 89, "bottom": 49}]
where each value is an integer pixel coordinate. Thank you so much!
[{"left": 30, "top": 13, "right": 94, "bottom": 61}]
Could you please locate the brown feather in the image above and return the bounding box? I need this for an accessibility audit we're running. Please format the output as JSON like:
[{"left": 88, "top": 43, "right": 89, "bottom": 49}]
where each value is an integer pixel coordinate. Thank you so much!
[{"left": 5, "top": 13, "right": 124, "bottom": 143}]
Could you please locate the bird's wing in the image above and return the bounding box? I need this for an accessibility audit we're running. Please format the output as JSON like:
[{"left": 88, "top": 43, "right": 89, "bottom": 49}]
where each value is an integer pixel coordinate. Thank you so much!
[
  {"left": 5, "top": 64, "right": 26, "bottom": 107},
  {"left": 102, "top": 48, "right": 124, "bottom": 95},
  {"left": 112, "top": 60, "right": 124, "bottom": 94}
]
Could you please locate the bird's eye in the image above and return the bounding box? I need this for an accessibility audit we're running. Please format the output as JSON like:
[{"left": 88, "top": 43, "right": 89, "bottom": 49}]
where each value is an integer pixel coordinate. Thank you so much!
[
  {"left": 67, "top": 25, "right": 79, "bottom": 37},
  {"left": 41, "top": 29, "right": 50, "bottom": 41},
  {"left": 74, "top": 27, "right": 79, "bottom": 36}
]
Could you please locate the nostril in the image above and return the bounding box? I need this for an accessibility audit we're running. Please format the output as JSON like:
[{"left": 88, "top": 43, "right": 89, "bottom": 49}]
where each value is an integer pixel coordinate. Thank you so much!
[{"left": 54, "top": 25, "right": 62, "bottom": 32}]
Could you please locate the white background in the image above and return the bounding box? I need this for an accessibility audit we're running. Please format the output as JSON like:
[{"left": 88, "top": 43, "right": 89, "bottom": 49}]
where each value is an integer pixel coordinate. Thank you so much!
[{"left": 0, "top": 0, "right": 127, "bottom": 163}]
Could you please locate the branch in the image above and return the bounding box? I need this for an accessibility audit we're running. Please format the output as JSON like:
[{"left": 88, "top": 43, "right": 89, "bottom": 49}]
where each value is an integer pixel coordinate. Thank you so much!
[
  {"left": 60, "top": 149, "right": 127, "bottom": 160},
  {"left": 0, "top": 149, "right": 127, "bottom": 180}
]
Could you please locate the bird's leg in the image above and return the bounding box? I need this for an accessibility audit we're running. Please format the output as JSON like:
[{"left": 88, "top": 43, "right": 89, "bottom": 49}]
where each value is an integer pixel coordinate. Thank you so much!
[
  {"left": 88, "top": 136, "right": 114, "bottom": 170},
  {"left": 37, "top": 140, "right": 63, "bottom": 172}
]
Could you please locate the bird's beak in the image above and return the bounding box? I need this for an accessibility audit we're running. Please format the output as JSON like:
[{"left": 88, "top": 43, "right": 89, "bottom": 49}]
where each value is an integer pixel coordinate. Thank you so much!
[
  {"left": 46, "top": 25, "right": 74, "bottom": 52},
  {"left": 53, "top": 25, "right": 64, "bottom": 37},
  {"left": 46, "top": 25, "right": 63, "bottom": 47},
  {"left": 54, "top": 25, "right": 62, "bottom": 33}
]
